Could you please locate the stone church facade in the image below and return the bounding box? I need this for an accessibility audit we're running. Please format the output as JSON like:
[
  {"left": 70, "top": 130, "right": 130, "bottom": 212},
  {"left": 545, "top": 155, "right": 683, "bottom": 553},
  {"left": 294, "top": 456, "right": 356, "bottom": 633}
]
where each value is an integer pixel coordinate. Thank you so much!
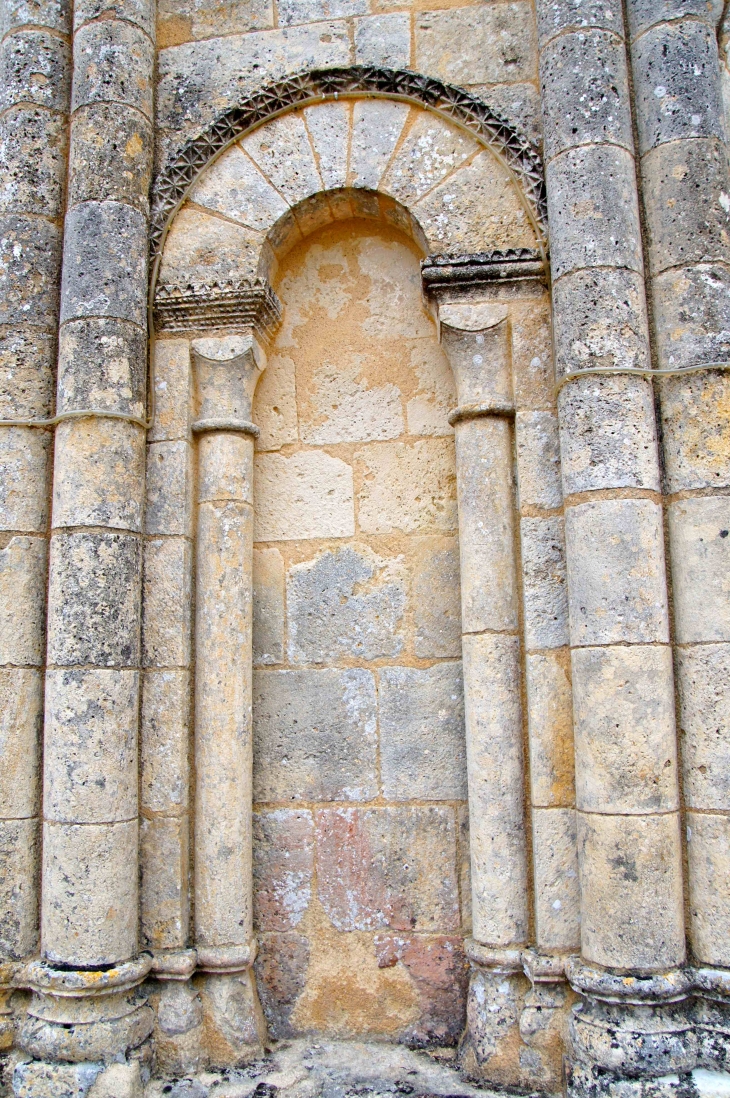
[{"left": 2, "top": 0, "right": 730, "bottom": 1094}]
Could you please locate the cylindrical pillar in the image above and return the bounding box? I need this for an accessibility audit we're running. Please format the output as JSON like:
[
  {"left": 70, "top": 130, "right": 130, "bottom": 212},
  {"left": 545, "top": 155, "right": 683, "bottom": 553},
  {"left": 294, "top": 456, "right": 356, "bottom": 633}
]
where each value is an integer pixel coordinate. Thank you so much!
[
  {"left": 435, "top": 302, "right": 529, "bottom": 1090},
  {"left": 190, "top": 334, "right": 268, "bottom": 1069},
  {"left": 536, "top": 2, "right": 688, "bottom": 1092},
  {"left": 626, "top": 0, "right": 730, "bottom": 1061},
  {"left": 15, "top": 0, "right": 155, "bottom": 1089}
]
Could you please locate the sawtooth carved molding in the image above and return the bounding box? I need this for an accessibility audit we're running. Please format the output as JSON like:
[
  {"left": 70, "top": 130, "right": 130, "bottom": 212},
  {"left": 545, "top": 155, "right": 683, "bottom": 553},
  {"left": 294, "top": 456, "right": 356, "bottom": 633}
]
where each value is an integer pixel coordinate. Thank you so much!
[{"left": 154, "top": 278, "right": 282, "bottom": 337}]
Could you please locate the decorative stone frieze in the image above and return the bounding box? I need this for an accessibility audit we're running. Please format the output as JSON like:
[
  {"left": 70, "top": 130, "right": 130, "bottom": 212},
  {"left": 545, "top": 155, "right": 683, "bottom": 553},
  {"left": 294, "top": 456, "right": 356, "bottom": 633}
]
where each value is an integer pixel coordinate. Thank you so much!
[{"left": 154, "top": 279, "right": 282, "bottom": 338}]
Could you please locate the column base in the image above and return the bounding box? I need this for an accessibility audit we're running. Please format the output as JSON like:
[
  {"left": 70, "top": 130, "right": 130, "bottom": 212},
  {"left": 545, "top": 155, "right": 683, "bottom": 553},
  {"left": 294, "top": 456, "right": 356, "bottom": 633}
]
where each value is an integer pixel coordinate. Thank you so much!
[
  {"left": 459, "top": 941, "right": 533, "bottom": 1091},
  {"left": 149, "top": 950, "right": 204, "bottom": 1077},
  {"left": 194, "top": 944, "right": 266, "bottom": 1069},
  {"left": 13, "top": 1058, "right": 145, "bottom": 1098},
  {"left": 695, "top": 968, "right": 730, "bottom": 1071}
]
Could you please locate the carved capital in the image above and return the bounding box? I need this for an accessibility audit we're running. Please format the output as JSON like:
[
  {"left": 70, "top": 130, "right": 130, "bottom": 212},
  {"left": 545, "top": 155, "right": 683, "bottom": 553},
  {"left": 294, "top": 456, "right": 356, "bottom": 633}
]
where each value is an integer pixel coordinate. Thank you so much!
[{"left": 154, "top": 278, "right": 281, "bottom": 342}]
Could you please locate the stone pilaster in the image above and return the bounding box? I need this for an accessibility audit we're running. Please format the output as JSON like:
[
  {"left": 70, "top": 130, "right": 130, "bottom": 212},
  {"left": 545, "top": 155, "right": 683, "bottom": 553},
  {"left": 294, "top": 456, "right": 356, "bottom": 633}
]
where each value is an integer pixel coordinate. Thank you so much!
[
  {"left": 14, "top": 0, "right": 155, "bottom": 1091},
  {"left": 536, "top": 3, "right": 688, "bottom": 1095},
  {"left": 626, "top": 0, "right": 730, "bottom": 1068}
]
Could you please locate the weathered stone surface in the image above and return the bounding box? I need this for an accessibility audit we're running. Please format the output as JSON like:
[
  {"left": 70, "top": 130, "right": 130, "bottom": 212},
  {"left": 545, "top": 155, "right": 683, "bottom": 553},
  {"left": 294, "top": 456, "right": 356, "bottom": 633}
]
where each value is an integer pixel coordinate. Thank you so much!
[
  {"left": 373, "top": 934, "right": 468, "bottom": 1048},
  {"left": 572, "top": 644, "right": 678, "bottom": 814},
  {"left": 42, "top": 818, "right": 138, "bottom": 966},
  {"left": 52, "top": 418, "right": 145, "bottom": 532},
  {"left": 669, "top": 496, "right": 730, "bottom": 643},
  {"left": 73, "top": 0, "right": 154, "bottom": 35},
  {"left": 68, "top": 103, "right": 152, "bottom": 213},
  {"left": 532, "top": 806, "right": 580, "bottom": 951},
  {"left": 277, "top": 0, "right": 365, "bottom": 25},
  {"left": 349, "top": 100, "right": 409, "bottom": 191},
  {"left": 353, "top": 13, "right": 410, "bottom": 69},
  {"left": 470, "top": 81, "right": 543, "bottom": 146},
  {"left": 0, "top": 668, "right": 41, "bottom": 817},
  {"left": 626, "top": 0, "right": 720, "bottom": 39},
  {"left": 87, "top": 1062, "right": 143, "bottom": 1098},
  {"left": 412, "top": 536, "right": 461, "bottom": 658},
  {"left": 253, "top": 668, "right": 377, "bottom": 803},
  {"left": 652, "top": 263, "right": 730, "bottom": 372},
  {"left": 381, "top": 107, "right": 479, "bottom": 211},
  {"left": 58, "top": 317, "right": 147, "bottom": 419},
  {"left": 243, "top": 111, "right": 322, "bottom": 206},
  {"left": 520, "top": 516, "right": 569, "bottom": 651},
  {"left": 659, "top": 370, "right": 730, "bottom": 492},
  {"left": 463, "top": 968, "right": 528, "bottom": 1089},
  {"left": 189, "top": 144, "right": 288, "bottom": 231},
  {"left": 686, "top": 811, "right": 730, "bottom": 967},
  {"left": 677, "top": 643, "right": 730, "bottom": 811},
  {"left": 0, "top": 426, "right": 49, "bottom": 532},
  {"left": 315, "top": 805, "right": 460, "bottom": 932},
  {"left": 516, "top": 411, "right": 562, "bottom": 512},
  {"left": 0, "top": 213, "right": 61, "bottom": 327},
  {"left": 302, "top": 101, "right": 349, "bottom": 191},
  {"left": 145, "top": 441, "right": 193, "bottom": 537},
  {"left": 60, "top": 200, "right": 147, "bottom": 327},
  {"left": 565, "top": 498, "right": 669, "bottom": 646},
  {"left": 253, "top": 547, "right": 284, "bottom": 667},
  {"left": 0, "top": 28, "right": 70, "bottom": 112},
  {"left": 141, "top": 669, "right": 190, "bottom": 814},
  {"left": 159, "top": 205, "right": 266, "bottom": 287},
  {"left": 526, "top": 648, "right": 575, "bottom": 807},
  {"left": 12, "top": 1059, "right": 104, "bottom": 1098},
  {"left": 47, "top": 531, "right": 142, "bottom": 667},
  {"left": 254, "top": 931, "right": 309, "bottom": 1039},
  {"left": 140, "top": 815, "right": 189, "bottom": 950},
  {"left": 356, "top": 438, "right": 457, "bottom": 536},
  {"left": 44, "top": 668, "right": 139, "bottom": 824},
  {"left": 197, "top": 433, "right": 253, "bottom": 505},
  {"left": 195, "top": 968, "right": 265, "bottom": 1067},
  {"left": 254, "top": 451, "right": 354, "bottom": 541},
  {"left": 253, "top": 808, "right": 313, "bottom": 932},
  {"left": 149, "top": 338, "right": 190, "bottom": 443},
  {"left": 379, "top": 662, "right": 467, "bottom": 801},
  {"left": 1, "top": 0, "right": 70, "bottom": 35},
  {"left": 152, "top": 979, "right": 203, "bottom": 1076},
  {"left": 577, "top": 811, "right": 685, "bottom": 971},
  {"left": 415, "top": 3, "right": 536, "bottom": 86},
  {"left": 0, "top": 327, "right": 54, "bottom": 419},
  {"left": 0, "top": 817, "right": 38, "bottom": 958},
  {"left": 0, "top": 106, "right": 68, "bottom": 218},
  {"left": 0, "top": 535, "right": 46, "bottom": 666},
  {"left": 72, "top": 20, "right": 154, "bottom": 117},
  {"left": 510, "top": 297, "right": 555, "bottom": 411},
  {"left": 287, "top": 546, "right": 406, "bottom": 663}
]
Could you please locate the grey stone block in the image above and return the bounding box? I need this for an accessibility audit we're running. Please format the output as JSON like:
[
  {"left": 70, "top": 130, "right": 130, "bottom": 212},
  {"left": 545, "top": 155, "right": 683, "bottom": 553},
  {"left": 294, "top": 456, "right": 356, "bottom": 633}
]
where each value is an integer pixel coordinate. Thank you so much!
[
  {"left": 379, "top": 662, "right": 467, "bottom": 801},
  {"left": 276, "top": 0, "right": 366, "bottom": 25},
  {"left": 469, "top": 81, "right": 543, "bottom": 147},
  {"left": 0, "top": 817, "right": 39, "bottom": 959},
  {"left": 653, "top": 263, "right": 730, "bottom": 371},
  {"left": 0, "top": 328, "right": 54, "bottom": 419},
  {"left": 532, "top": 806, "right": 580, "bottom": 951},
  {"left": 669, "top": 496, "right": 730, "bottom": 643},
  {"left": 516, "top": 411, "right": 563, "bottom": 512},
  {"left": 0, "top": 106, "right": 68, "bottom": 218},
  {"left": 73, "top": 0, "right": 155, "bottom": 36},
  {"left": 51, "top": 417, "right": 145, "bottom": 532},
  {"left": 626, "top": 0, "right": 720, "bottom": 39},
  {"left": 0, "top": 668, "right": 41, "bottom": 817},
  {"left": 0, "top": 213, "right": 61, "bottom": 328},
  {"left": 412, "top": 537, "right": 462, "bottom": 659},
  {"left": 72, "top": 19, "right": 154, "bottom": 117},
  {"left": 520, "top": 516, "right": 569, "bottom": 650},
  {"left": 47, "top": 530, "right": 142, "bottom": 667},
  {"left": 57, "top": 316, "right": 147, "bottom": 419},
  {"left": 0, "top": 28, "right": 70, "bottom": 112},
  {"left": 686, "top": 810, "right": 730, "bottom": 967},
  {"left": 0, "top": 0, "right": 70, "bottom": 36},
  {"left": 60, "top": 200, "right": 147, "bottom": 327},
  {"left": 0, "top": 424, "right": 50, "bottom": 531},
  {"left": 0, "top": 535, "right": 47, "bottom": 666},
  {"left": 140, "top": 815, "right": 189, "bottom": 950},
  {"left": 536, "top": 0, "right": 624, "bottom": 48},
  {"left": 677, "top": 643, "right": 730, "bottom": 811},
  {"left": 659, "top": 369, "right": 730, "bottom": 492},
  {"left": 145, "top": 440, "right": 193, "bottom": 536},
  {"left": 253, "top": 808, "right": 314, "bottom": 932},
  {"left": 69, "top": 103, "right": 153, "bottom": 213},
  {"left": 354, "top": 13, "right": 410, "bottom": 69},
  {"left": 142, "top": 536, "right": 192, "bottom": 668},
  {"left": 141, "top": 669, "right": 190, "bottom": 814},
  {"left": 253, "top": 667, "right": 378, "bottom": 803},
  {"left": 540, "top": 29, "right": 633, "bottom": 160},
  {"left": 287, "top": 546, "right": 406, "bottom": 664},
  {"left": 546, "top": 145, "right": 643, "bottom": 279},
  {"left": 415, "top": 3, "right": 537, "bottom": 87},
  {"left": 253, "top": 547, "right": 284, "bottom": 667}
]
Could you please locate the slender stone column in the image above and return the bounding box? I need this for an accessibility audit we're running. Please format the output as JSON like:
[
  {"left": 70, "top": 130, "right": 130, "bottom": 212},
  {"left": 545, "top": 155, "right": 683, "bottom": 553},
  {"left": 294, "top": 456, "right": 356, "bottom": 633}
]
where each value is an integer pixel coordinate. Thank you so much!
[
  {"left": 536, "top": 3, "right": 688, "bottom": 1094},
  {"left": 626, "top": 0, "right": 730, "bottom": 1064},
  {"left": 14, "top": 0, "right": 155, "bottom": 1091},
  {"left": 190, "top": 332, "right": 268, "bottom": 1069}
]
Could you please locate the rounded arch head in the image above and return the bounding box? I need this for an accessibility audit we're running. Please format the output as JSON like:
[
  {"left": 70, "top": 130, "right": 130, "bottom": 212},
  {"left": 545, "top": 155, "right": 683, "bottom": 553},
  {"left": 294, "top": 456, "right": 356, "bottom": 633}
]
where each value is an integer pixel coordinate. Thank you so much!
[{"left": 152, "top": 66, "right": 547, "bottom": 298}]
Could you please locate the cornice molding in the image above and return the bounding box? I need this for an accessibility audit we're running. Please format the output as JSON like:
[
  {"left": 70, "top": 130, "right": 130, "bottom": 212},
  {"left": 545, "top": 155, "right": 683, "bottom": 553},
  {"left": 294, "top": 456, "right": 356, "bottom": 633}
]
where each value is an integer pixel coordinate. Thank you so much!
[
  {"left": 154, "top": 278, "right": 282, "bottom": 339},
  {"left": 421, "top": 248, "right": 547, "bottom": 301}
]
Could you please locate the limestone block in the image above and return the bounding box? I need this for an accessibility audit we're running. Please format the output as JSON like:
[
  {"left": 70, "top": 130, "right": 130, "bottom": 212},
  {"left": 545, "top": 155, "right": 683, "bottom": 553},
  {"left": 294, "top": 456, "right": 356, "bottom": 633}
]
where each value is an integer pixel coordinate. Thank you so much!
[
  {"left": 532, "top": 807, "right": 580, "bottom": 951},
  {"left": 87, "top": 1062, "right": 143, "bottom": 1098},
  {"left": 277, "top": 0, "right": 365, "bottom": 23},
  {"left": 372, "top": 934, "right": 469, "bottom": 1048},
  {"left": 60, "top": 200, "right": 147, "bottom": 327},
  {"left": 354, "top": 13, "right": 410, "bottom": 68},
  {"left": 42, "top": 818, "right": 138, "bottom": 966},
  {"left": 412, "top": 536, "right": 461, "bottom": 659},
  {"left": 458, "top": 804, "right": 472, "bottom": 934},
  {"left": 0, "top": 535, "right": 46, "bottom": 666},
  {"left": 653, "top": 263, "right": 730, "bottom": 371},
  {"left": 44, "top": 668, "right": 139, "bottom": 824},
  {"left": 145, "top": 441, "right": 193, "bottom": 537},
  {"left": 58, "top": 317, "right": 147, "bottom": 419},
  {"left": 520, "top": 516, "right": 569, "bottom": 651},
  {"left": 0, "top": 213, "right": 61, "bottom": 327},
  {"left": 0, "top": 426, "right": 49, "bottom": 531},
  {"left": 68, "top": 103, "right": 153, "bottom": 213},
  {"left": 558, "top": 374, "right": 660, "bottom": 494},
  {"left": 140, "top": 815, "right": 189, "bottom": 950},
  {"left": 149, "top": 339, "right": 191, "bottom": 443},
  {"left": 381, "top": 107, "right": 479, "bottom": 214},
  {"left": 379, "top": 662, "right": 467, "bottom": 802},
  {"left": 303, "top": 101, "right": 349, "bottom": 191},
  {"left": 298, "top": 362, "right": 404, "bottom": 448},
  {"left": 253, "top": 808, "right": 313, "bottom": 932},
  {"left": 190, "top": 144, "right": 288, "bottom": 231},
  {"left": 0, "top": 29, "right": 70, "bottom": 112},
  {"left": 159, "top": 205, "right": 267, "bottom": 287},
  {"left": 153, "top": 979, "right": 203, "bottom": 1076},
  {"left": 551, "top": 267, "right": 651, "bottom": 378},
  {"left": 632, "top": 21, "right": 724, "bottom": 153},
  {"left": 73, "top": 0, "right": 155, "bottom": 36},
  {"left": 253, "top": 667, "right": 378, "bottom": 803},
  {"left": 287, "top": 545, "right": 406, "bottom": 663},
  {"left": 356, "top": 438, "right": 456, "bottom": 536},
  {"left": 677, "top": 643, "right": 730, "bottom": 811},
  {"left": 469, "top": 81, "right": 543, "bottom": 147},
  {"left": 540, "top": 29, "right": 633, "bottom": 161},
  {"left": 414, "top": 151, "right": 536, "bottom": 254},
  {"left": 253, "top": 547, "right": 284, "bottom": 666},
  {"left": 526, "top": 649, "right": 575, "bottom": 808},
  {"left": 142, "top": 537, "right": 192, "bottom": 668},
  {"left": 536, "top": 0, "right": 624, "bottom": 44},
  {"left": 516, "top": 411, "right": 562, "bottom": 511},
  {"left": 47, "top": 531, "right": 141, "bottom": 668},
  {"left": 415, "top": 3, "right": 536, "bottom": 86},
  {"left": 660, "top": 371, "right": 730, "bottom": 492},
  {"left": 52, "top": 418, "right": 145, "bottom": 532},
  {"left": 254, "top": 930, "right": 309, "bottom": 1039},
  {"left": 669, "top": 496, "right": 730, "bottom": 643},
  {"left": 463, "top": 968, "right": 528, "bottom": 1090},
  {"left": 686, "top": 811, "right": 730, "bottom": 967},
  {"left": 12, "top": 1060, "right": 106, "bottom": 1098},
  {"left": 547, "top": 145, "right": 645, "bottom": 279},
  {"left": 626, "top": 0, "right": 719, "bottom": 39},
  {"left": 251, "top": 352, "right": 297, "bottom": 453},
  {"left": 0, "top": 817, "right": 38, "bottom": 959},
  {"left": 462, "top": 633, "right": 527, "bottom": 946},
  {"left": 194, "top": 968, "right": 264, "bottom": 1067},
  {"left": 0, "top": 106, "right": 68, "bottom": 218},
  {"left": 0, "top": 328, "right": 54, "bottom": 419},
  {"left": 510, "top": 297, "right": 555, "bottom": 412},
  {"left": 72, "top": 20, "right": 154, "bottom": 118},
  {"left": 572, "top": 644, "right": 678, "bottom": 814},
  {"left": 349, "top": 100, "right": 409, "bottom": 191},
  {"left": 439, "top": 312, "right": 511, "bottom": 410},
  {"left": 242, "top": 112, "right": 322, "bottom": 206},
  {"left": 141, "top": 669, "right": 190, "bottom": 814},
  {"left": 455, "top": 420, "right": 517, "bottom": 634},
  {"left": 577, "top": 810, "right": 685, "bottom": 971},
  {"left": 187, "top": 0, "right": 273, "bottom": 39},
  {"left": 0, "top": 668, "right": 41, "bottom": 817},
  {"left": 254, "top": 450, "right": 355, "bottom": 540},
  {"left": 565, "top": 498, "right": 669, "bottom": 646},
  {"left": 315, "top": 805, "right": 460, "bottom": 932},
  {"left": 1, "top": 0, "right": 70, "bottom": 35}
]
